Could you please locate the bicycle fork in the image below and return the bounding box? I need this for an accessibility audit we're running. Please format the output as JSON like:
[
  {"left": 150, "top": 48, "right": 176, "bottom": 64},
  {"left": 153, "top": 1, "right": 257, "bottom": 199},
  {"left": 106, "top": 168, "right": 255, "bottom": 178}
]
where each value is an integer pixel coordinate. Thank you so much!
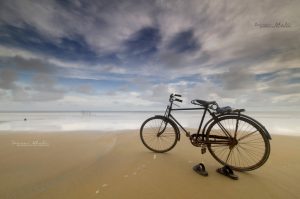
[
  {"left": 157, "top": 120, "right": 168, "bottom": 137},
  {"left": 157, "top": 106, "right": 171, "bottom": 137}
]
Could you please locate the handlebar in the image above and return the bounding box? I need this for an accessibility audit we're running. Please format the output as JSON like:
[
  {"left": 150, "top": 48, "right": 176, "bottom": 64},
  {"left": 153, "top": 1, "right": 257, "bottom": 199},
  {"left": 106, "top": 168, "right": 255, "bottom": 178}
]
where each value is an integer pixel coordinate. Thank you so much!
[
  {"left": 169, "top": 93, "right": 183, "bottom": 103},
  {"left": 174, "top": 98, "right": 183, "bottom": 103}
]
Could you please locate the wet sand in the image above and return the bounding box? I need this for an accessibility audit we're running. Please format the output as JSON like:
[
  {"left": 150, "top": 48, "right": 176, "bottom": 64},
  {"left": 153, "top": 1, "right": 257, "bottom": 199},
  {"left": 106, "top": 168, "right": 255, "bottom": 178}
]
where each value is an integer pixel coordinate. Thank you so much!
[{"left": 0, "top": 131, "right": 299, "bottom": 199}]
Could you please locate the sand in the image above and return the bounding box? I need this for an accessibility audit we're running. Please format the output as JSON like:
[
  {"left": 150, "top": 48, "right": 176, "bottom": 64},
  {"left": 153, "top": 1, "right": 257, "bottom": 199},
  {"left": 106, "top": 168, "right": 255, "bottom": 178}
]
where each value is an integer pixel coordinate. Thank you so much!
[{"left": 0, "top": 131, "right": 299, "bottom": 199}]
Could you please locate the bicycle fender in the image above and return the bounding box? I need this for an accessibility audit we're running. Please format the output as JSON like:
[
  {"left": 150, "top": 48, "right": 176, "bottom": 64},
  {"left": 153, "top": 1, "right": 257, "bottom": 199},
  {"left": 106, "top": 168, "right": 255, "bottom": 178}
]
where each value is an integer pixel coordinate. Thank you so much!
[
  {"left": 212, "top": 113, "right": 272, "bottom": 140},
  {"left": 239, "top": 114, "right": 272, "bottom": 140},
  {"left": 154, "top": 115, "right": 181, "bottom": 141}
]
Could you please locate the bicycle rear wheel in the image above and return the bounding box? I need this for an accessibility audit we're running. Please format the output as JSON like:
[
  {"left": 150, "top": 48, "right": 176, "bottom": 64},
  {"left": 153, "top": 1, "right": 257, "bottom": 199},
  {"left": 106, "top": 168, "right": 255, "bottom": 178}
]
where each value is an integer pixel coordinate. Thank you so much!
[
  {"left": 206, "top": 115, "right": 270, "bottom": 171},
  {"left": 140, "top": 116, "right": 178, "bottom": 153}
]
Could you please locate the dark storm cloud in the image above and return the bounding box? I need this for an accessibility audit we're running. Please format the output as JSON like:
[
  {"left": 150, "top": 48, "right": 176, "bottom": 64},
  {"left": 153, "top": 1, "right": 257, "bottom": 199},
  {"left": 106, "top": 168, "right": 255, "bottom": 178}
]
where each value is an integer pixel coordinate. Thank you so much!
[
  {"left": 168, "top": 29, "right": 200, "bottom": 53},
  {"left": 122, "top": 26, "right": 161, "bottom": 63},
  {"left": 0, "top": 24, "right": 101, "bottom": 63}
]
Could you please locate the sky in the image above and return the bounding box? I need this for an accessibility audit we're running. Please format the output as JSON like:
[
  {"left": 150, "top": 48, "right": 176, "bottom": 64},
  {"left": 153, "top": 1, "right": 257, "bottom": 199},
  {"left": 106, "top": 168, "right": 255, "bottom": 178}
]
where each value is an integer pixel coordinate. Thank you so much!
[{"left": 0, "top": 0, "right": 299, "bottom": 111}]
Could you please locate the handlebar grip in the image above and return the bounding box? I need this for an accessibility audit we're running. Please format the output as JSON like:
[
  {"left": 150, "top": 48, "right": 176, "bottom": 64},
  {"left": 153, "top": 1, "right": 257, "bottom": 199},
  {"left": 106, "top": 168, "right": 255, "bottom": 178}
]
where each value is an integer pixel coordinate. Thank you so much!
[
  {"left": 174, "top": 94, "right": 182, "bottom": 97},
  {"left": 175, "top": 98, "right": 183, "bottom": 103}
]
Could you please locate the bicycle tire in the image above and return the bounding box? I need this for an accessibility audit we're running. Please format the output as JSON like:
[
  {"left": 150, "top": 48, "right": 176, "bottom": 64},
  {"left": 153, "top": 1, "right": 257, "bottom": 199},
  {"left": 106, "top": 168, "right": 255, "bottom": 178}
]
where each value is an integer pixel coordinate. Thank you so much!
[
  {"left": 140, "top": 116, "right": 178, "bottom": 153},
  {"left": 206, "top": 115, "right": 270, "bottom": 171}
]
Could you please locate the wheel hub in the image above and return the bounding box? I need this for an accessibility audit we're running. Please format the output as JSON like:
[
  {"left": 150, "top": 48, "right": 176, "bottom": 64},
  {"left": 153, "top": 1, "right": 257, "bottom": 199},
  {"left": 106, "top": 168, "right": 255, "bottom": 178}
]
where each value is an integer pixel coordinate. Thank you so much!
[{"left": 229, "top": 138, "right": 238, "bottom": 149}]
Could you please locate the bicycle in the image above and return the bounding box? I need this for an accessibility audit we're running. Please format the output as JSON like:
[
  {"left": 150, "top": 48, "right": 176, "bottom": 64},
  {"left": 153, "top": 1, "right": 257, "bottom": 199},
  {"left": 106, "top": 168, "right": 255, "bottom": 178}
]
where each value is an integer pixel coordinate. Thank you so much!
[{"left": 140, "top": 94, "right": 271, "bottom": 171}]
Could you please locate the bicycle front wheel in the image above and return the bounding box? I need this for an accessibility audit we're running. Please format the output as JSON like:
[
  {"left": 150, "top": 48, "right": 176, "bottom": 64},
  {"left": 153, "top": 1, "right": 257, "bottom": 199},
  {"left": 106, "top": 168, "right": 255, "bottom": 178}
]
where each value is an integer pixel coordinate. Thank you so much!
[
  {"left": 140, "top": 116, "right": 178, "bottom": 153},
  {"left": 206, "top": 115, "right": 270, "bottom": 171}
]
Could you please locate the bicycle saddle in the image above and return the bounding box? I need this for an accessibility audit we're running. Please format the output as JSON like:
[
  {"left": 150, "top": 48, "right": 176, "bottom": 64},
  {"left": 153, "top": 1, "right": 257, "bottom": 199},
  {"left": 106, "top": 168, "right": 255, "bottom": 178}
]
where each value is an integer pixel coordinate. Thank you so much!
[{"left": 191, "top": 99, "right": 216, "bottom": 107}]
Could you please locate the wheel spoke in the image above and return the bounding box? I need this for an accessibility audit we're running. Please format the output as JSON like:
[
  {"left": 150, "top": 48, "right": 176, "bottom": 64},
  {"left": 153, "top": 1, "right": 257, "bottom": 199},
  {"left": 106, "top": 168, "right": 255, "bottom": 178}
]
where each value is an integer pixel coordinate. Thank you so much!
[
  {"left": 226, "top": 148, "right": 233, "bottom": 163},
  {"left": 238, "top": 130, "right": 258, "bottom": 141}
]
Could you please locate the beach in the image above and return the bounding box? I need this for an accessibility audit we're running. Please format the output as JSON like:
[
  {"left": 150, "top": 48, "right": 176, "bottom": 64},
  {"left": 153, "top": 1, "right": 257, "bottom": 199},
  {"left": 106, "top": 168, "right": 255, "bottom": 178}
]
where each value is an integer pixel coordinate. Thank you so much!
[{"left": 0, "top": 131, "right": 299, "bottom": 199}]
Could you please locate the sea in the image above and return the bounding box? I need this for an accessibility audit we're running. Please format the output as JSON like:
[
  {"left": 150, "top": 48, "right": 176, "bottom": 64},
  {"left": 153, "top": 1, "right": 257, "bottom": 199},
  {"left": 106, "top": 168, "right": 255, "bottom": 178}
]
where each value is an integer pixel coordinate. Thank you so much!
[{"left": 0, "top": 111, "right": 299, "bottom": 136}]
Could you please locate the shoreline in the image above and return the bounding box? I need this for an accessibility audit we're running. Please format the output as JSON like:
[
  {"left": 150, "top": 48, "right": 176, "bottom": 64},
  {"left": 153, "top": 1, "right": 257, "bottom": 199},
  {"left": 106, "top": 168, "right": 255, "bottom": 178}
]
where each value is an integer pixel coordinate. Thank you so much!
[
  {"left": 1, "top": 111, "right": 299, "bottom": 136},
  {"left": 1, "top": 129, "right": 300, "bottom": 137}
]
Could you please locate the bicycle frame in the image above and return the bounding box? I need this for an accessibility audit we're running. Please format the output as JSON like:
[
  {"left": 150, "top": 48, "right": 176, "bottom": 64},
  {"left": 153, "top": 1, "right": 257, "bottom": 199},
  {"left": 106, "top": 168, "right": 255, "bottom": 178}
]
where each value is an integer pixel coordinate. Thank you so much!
[{"left": 163, "top": 101, "right": 233, "bottom": 143}]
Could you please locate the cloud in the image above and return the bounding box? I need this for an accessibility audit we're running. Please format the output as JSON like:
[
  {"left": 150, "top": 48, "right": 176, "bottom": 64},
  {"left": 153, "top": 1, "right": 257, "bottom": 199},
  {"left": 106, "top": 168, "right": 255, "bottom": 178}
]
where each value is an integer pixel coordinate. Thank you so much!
[
  {"left": 12, "top": 56, "right": 52, "bottom": 73},
  {"left": 218, "top": 67, "right": 256, "bottom": 90},
  {"left": 260, "top": 68, "right": 300, "bottom": 95},
  {"left": 0, "top": 45, "right": 39, "bottom": 59},
  {"left": 10, "top": 86, "right": 64, "bottom": 101},
  {"left": 271, "top": 93, "right": 300, "bottom": 105},
  {"left": 75, "top": 84, "right": 94, "bottom": 95},
  {"left": 0, "top": 68, "right": 17, "bottom": 89},
  {"left": 11, "top": 86, "right": 31, "bottom": 101},
  {"left": 0, "top": 0, "right": 299, "bottom": 110},
  {"left": 0, "top": 0, "right": 156, "bottom": 54},
  {"left": 1, "top": 0, "right": 299, "bottom": 75},
  {"left": 0, "top": 0, "right": 63, "bottom": 38},
  {"left": 0, "top": 68, "right": 65, "bottom": 102}
]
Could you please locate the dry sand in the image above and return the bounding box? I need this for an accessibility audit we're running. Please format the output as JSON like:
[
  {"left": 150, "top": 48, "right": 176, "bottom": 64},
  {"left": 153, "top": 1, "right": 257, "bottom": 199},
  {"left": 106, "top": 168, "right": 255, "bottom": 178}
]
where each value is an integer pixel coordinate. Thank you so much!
[{"left": 0, "top": 131, "right": 299, "bottom": 199}]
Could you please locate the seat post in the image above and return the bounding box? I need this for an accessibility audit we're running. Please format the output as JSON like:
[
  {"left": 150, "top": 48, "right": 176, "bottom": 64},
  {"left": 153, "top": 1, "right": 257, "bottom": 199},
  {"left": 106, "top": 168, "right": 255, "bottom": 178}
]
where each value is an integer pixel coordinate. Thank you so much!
[{"left": 197, "top": 107, "right": 208, "bottom": 138}]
